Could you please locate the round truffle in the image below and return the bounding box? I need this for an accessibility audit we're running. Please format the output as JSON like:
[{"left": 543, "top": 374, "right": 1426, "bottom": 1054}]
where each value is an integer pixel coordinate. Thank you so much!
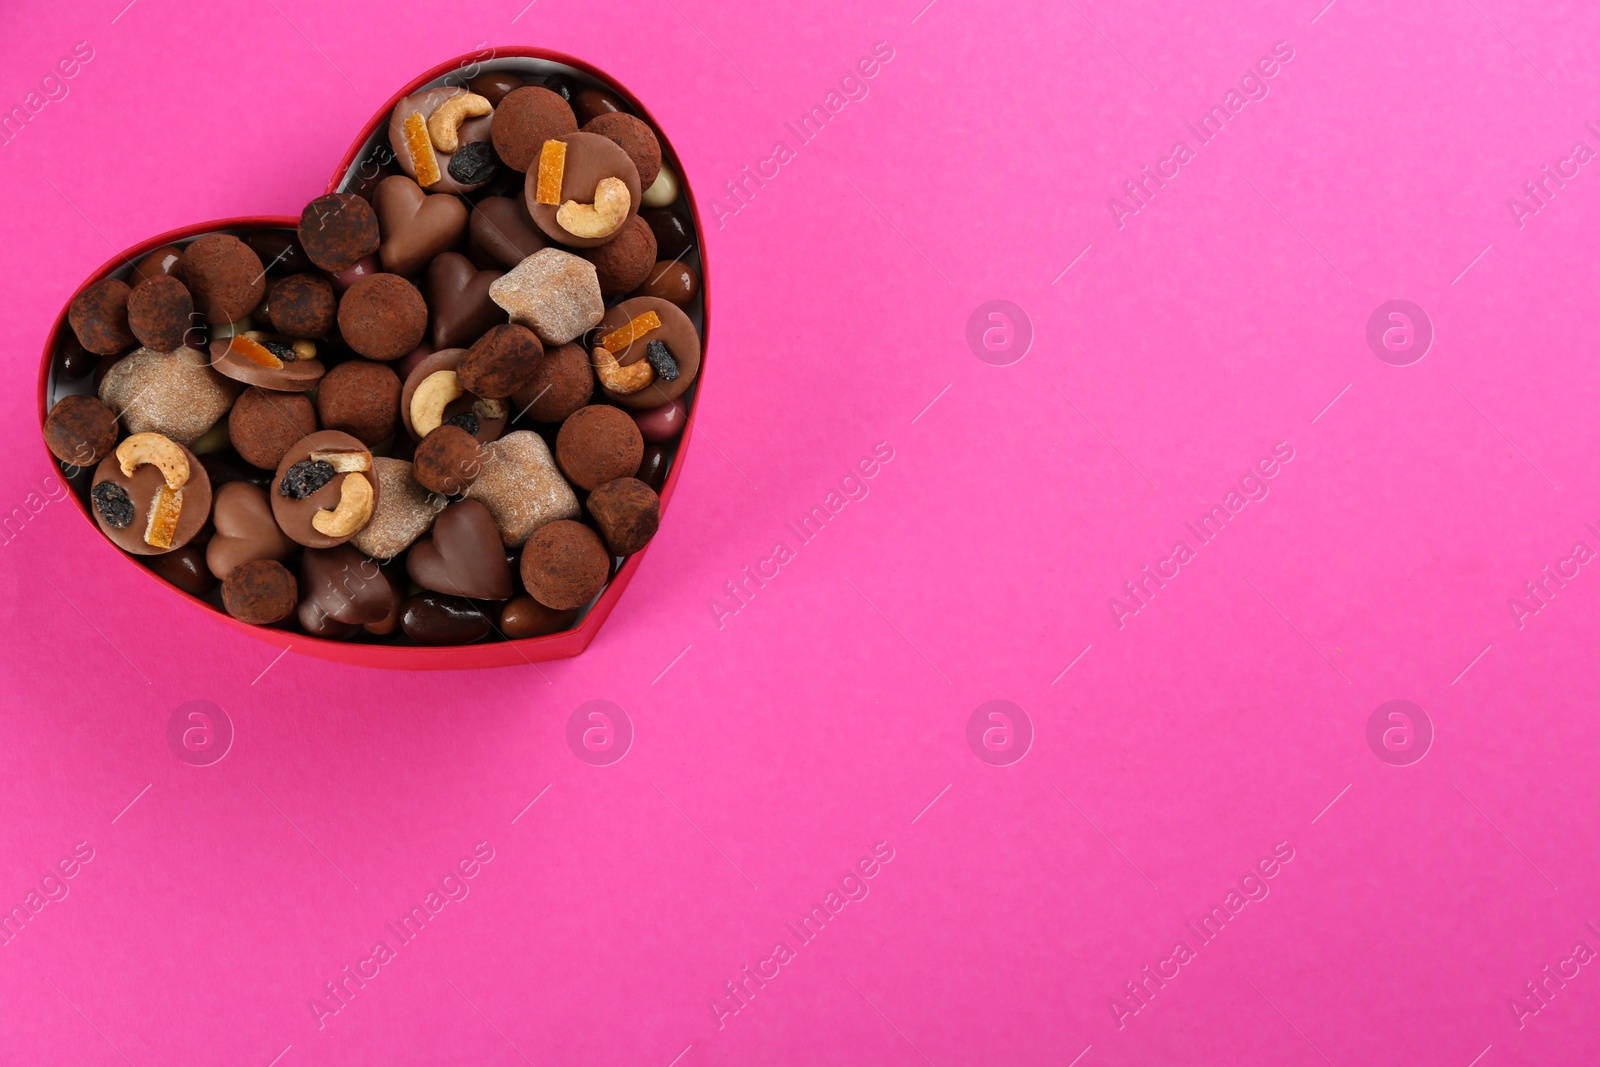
[
  {"left": 229, "top": 387, "right": 318, "bottom": 470},
  {"left": 456, "top": 323, "right": 543, "bottom": 399},
  {"left": 581, "top": 214, "right": 657, "bottom": 297},
  {"left": 338, "top": 274, "right": 428, "bottom": 361},
  {"left": 179, "top": 234, "right": 266, "bottom": 324},
  {"left": 587, "top": 477, "right": 660, "bottom": 555},
  {"left": 491, "top": 85, "right": 578, "bottom": 172},
  {"left": 68, "top": 278, "right": 135, "bottom": 355},
  {"left": 267, "top": 273, "right": 337, "bottom": 338},
  {"left": 519, "top": 519, "right": 610, "bottom": 610},
  {"left": 583, "top": 112, "right": 662, "bottom": 188},
  {"left": 299, "top": 193, "right": 381, "bottom": 272},
  {"left": 316, "top": 360, "right": 401, "bottom": 444},
  {"left": 511, "top": 342, "right": 593, "bottom": 423},
  {"left": 555, "top": 405, "right": 643, "bottom": 491},
  {"left": 222, "top": 559, "right": 297, "bottom": 625},
  {"left": 43, "top": 395, "right": 119, "bottom": 468},
  {"left": 412, "top": 425, "right": 484, "bottom": 495},
  {"left": 126, "top": 275, "right": 194, "bottom": 352}
]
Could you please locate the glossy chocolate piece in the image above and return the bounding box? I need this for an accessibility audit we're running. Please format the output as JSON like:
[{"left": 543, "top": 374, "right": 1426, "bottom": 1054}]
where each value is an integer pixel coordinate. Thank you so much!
[
  {"left": 131, "top": 245, "right": 185, "bottom": 288},
  {"left": 301, "top": 545, "right": 397, "bottom": 625},
  {"left": 207, "top": 481, "right": 295, "bottom": 579},
  {"left": 244, "top": 231, "right": 312, "bottom": 276},
  {"left": 593, "top": 296, "right": 701, "bottom": 410},
  {"left": 90, "top": 440, "right": 212, "bottom": 556},
  {"left": 468, "top": 70, "right": 524, "bottom": 107},
  {"left": 525, "top": 131, "right": 642, "bottom": 249},
  {"left": 630, "top": 397, "right": 687, "bottom": 443},
  {"left": 59, "top": 336, "right": 97, "bottom": 379},
  {"left": 388, "top": 86, "right": 496, "bottom": 196},
  {"left": 406, "top": 499, "right": 513, "bottom": 600},
  {"left": 146, "top": 544, "right": 217, "bottom": 598},
  {"left": 426, "top": 252, "right": 506, "bottom": 349},
  {"left": 469, "top": 196, "right": 547, "bottom": 269},
  {"left": 633, "top": 259, "right": 699, "bottom": 306},
  {"left": 298, "top": 596, "right": 361, "bottom": 639},
  {"left": 635, "top": 444, "right": 668, "bottom": 491},
  {"left": 210, "top": 336, "right": 326, "bottom": 392},
  {"left": 270, "top": 431, "right": 380, "bottom": 549},
  {"left": 640, "top": 207, "right": 694, "bottom": 260},
  {"left": 401, "top": 592, "right": 492, "bottom": 644},
  {"left": 572, "top": 87, "right": 625, "bottom": 125},
  {"left": 500, "top": 595, "right": 577, "bottom": 638},
  {"left": 374, "top": 175, "right": 469, "bottom": 277}
]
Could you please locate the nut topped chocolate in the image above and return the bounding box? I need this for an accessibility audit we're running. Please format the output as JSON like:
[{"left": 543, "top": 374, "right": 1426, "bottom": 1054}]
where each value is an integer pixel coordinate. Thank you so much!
[
  {"left": 90, "top": 433, "right": 212, "bottom": 556},
  {"left": 271, "top": 430, "right": 380, "bottom": 549},
  {"left": 389, "top": 86, "right": 497, "bottom": 196},
  {"left": 525, "top": 131, "right": 643, "bottom": 249}
]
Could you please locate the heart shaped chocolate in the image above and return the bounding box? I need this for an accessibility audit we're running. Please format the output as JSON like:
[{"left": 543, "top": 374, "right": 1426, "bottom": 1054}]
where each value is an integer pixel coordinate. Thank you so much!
[
  {"left": 406, "top": 499, "right": 513, "bottom": 601},
  {"left": 39, "top": 48, "right": 708, "bottom": 669},
  {"left": 375, "top": 175, "right": 469, "bottom": 276},
  {"left": 426, "top": 252, "right": 506, "bottom": 349}
]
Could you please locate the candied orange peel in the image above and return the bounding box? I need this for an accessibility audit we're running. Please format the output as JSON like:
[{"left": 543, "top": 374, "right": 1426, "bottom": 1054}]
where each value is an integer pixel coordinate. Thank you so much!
[
  {"left": 600, "top": 310, "right": 662, "bottom": 354},
  {"left": 144, "top": 486, "right": 183, "bottom": 549},
  {"left": 535, "top": 139, "right": 566, "bottom": 205},
  {"left": 404, "top": 111, "right": 441, "bottom": 187},
  {"left": 228, "top": 335, "right": 283, "bottom": 370}
]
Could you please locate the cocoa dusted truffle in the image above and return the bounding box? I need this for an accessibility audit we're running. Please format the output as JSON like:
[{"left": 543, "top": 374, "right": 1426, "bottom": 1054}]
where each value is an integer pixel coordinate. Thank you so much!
[
  {"left": 491, "top": 85, "right": 577, "bottom": 172},
  {"left": 519, "top": 519, "right": 610, "bottom": 610},
  {"left": 68, "top": 278, "right": 135, "bottom": 355},
  {"left": 412, "top": 425, "right": 483, "bottom": 495},
  {"left": 581, "top": 214, "right": 657, "bottom": 297},
  {"left": 179, "top": 234, "right": 266, "bottom": 324},
  {"left": 583, "top": 112, "right": 662, "bottom": 188},
  {"left": 456, "top": 323, "right": 543, "bottom": 399},
  {"left": 126, "top": 275, "right": 194, "bottom": 352},
  {"left": 229, "top": 387, "right": 317, "bottom": 470},
  {"left": 44, "top": 395, "right": 119, "bottom": 468},
  {"left": 512, "top": 342, "right": 593, "bottom": 423},
  {"left": 587, "top": 477, "right": 660, "bottom": 555},
  {"left": 555, "top": 405, "right": 643, "bottom": 491},
  {"left": 267, "top": 273, "right": 337, "bottom": 338},
  {"left": 222, "top": 558, "right": 298, "bottom": 625},
  {"left": 298, "top": 193, "right": 381, "bottom": 272},
  {"left": 338, "top": 273, "right": 428, "bottom": 361},
  {"left": 315, "top": 359, "right": 401, "bottom": 444}
]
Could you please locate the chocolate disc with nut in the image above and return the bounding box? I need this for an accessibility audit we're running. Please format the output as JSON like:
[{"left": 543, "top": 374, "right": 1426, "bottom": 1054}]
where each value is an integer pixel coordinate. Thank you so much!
[
  {"left": 90, "top": 438, "right": 212, "bottom": 556},
  {"left": 398, "top": 348, "right": 508, "bottom": 442},
  {"left": 525, "top": 132, "right": 642, "bottom": 249},
  {"left": 209, "top": 335, "right": 326, "bottom": 392},
  {"left": 270, "top": 431, "right": 381, "bottom": 549},
  {"left": 388, "top": 87, "right": 497, "bottom": 197},
  {"left": 592, "top": 296, "right": 701, "bottom": 410}
]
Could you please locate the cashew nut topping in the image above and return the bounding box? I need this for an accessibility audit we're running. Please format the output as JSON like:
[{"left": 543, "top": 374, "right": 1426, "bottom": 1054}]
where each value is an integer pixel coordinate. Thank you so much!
[
  {"left": 309, "top": 450, "right": 371, "bottom": 473},
  {"left": 591, "top": 346, "right": 655, "bottom": 396},
  {"left": 116, "top": 432, "right": 190, "bottom": 490},
  {"left": 411, "top": 370, "right": 465, "bottom": 438},
  {"left": 312, "top": 471, "right": 375, "bottom": 538},
  {"left": 428, "top": 92, "right": 492, "bottom": 153},
  {"left": 557, "top": 177, "right": 630, "bottom": 239}
]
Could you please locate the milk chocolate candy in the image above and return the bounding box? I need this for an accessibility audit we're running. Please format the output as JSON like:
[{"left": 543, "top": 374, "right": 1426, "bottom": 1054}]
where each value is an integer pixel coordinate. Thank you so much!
[
  {"left": 374, "top": 175, "right": 469, "bottom": 277},
  {"left": 469, "top": 196, "right": 547, "bottom": 269},
  {"left": 301, "top": 545, "right": 397, "bottom": 625},
  {"left": 399, "top": 348, "right": 508, "bottom": 443},
  {"left": 271, "top": 431, "right": 380, "bottom": 549},
  {"left": 90, "top": 437, "right": 212, "bottom": 556},
  {"left": 594, "top": 297, "right": 701, "bottom": 410},
  {"left": 427, "top": 252, "right": 506, "bottom": 349},
  {"left": 491, "top": 86, "right": 577, "bottom": 172},
  {"left": 389, "top": 87, "right": 497, "bottom": 196},
  {"left": 207, "top": 481, "right": 295, "bottom": 579},
  {"left": 525, "top": 131, "right": 642, "bottom": 249},
  {"left": 406, "top": 500, "right": 513, "bottom": 600},
  {"left": 210, "top": 335, "right": 326, "bottom": 392}
]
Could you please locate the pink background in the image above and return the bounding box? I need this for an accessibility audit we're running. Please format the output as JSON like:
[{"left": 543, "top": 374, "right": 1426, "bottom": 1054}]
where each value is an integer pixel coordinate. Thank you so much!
[{"left": 4, "top": 0, "right": 1600, "bottom": 1063}]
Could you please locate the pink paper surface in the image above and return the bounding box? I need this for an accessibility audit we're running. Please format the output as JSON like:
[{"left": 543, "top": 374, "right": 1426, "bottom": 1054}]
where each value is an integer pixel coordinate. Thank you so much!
[{"left": 4, "top": 0, "right": 1600, "bottom": 1063}]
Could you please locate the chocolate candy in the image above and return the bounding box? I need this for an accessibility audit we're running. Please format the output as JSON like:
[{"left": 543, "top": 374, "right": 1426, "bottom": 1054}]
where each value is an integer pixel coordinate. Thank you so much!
[
  {"left": 99, "top": 346, "right": 239, "bottom": 446},
  {"left": 44, "top": 395, "right": 119, "bottom": 468},
  {"left": 206, "top": 481, "right": 294, "bottom": 579},
  {"left": 316, "top": 360, "right": 401, "bottom": 445},
  {"left": 131, "top": 245, "right": 184, "bottom": 287},
  {"left": 487, "top": 248, "right": 604, "bottom": 346},
  {"left": 146, "top": 545, "right": 216, "bottom": 598},
  {"left": 329, "top": 254, "right": 382, "bottom": 294},
  {"left": 229, "top": 387, "right": 318, "bottom": 470},
  {"left": 126, "top": 275, "right": 194, "bottom": 352},
  {"left": 587, "top": 477, "right": 659, "bottom": 555},
  {"left": 399, "top": 348, "right": 507, "bottom": 442},
  {"left": 406, "top": 499, "right": 512, "bottom": 600},
  {"left": 209, "top": 335, "right": 325, "bottom": 392},
  {"left": 468, "top": 70, "right": 524, "bottom": 107},
  {"left": 267, "top": 273, "right": 337, "bottom": 339},
  {"left": 583, "top": 112, "right": 662, "bottom": 188},
  {"left": 572, "top": 87, "right": 625, "bottom": 125},
  {"left": 271, "top": 431, "right": 380, "bottom": 549},
  {"left": 593, "top": 297, "right": 701, "bottom": 410},
  {"left": 556, "top": 405, "right": 643, "bottom": 491},
  {"left": 350, "top": 457, "right": 446, "bottom": 560},
  {"left": 519, "top": 519, "right": 609, "bottom": 610},
  {"left": 633, "top": 260, "right": 699, "bottom": 306},
  {"left": 511, "top": 342, "right": 592, "bottom": 423},
  {"left": 301, "top": 545, "right": 397, "bottom": 625},
  {"left": 298, "top": 596, "right": 361, "bottom": 639},
  {"left": 299, "top": 193, "right": 381, "bottom": 272},
  {"left": 59, "top": 336, "right": 97, "bottom": 379},
  {"left": 68, "top": 278, "right": 135, "bottom": 355},
  {"left": 222, "top": 559, "right": 297, "bottom": 625},
  {"left": 374, "top": 175, "right": 469, "bottom": 276},
  {"left": 338, "top": 273, "right": 428, "bottom": 361},
  {"left": 463, "top": 430, "right": 579, "bottom": 547},
  {"left": 244, "top": 231, "right": 311, "bottom": 276},
  {"left": 388, "top": 87, "right": 497, "bottom": 196},
  {"left": 500, "top": 595, "right": 577, "bottom": 638},
  {"left": 426, "top": 252, "right": 505, "bottom": 349},
  {"left": 90, "top": 436, "right": 212, "bottom": 556},
  {"left": 636, "top": 444, "right": 668, "bottom": 491},
  {"left": 457, "top": 323, "right": 543, "bottom": 399},
  {"left": 413, "top": 425, "right": 483, "bottom": 495},
  {"left": 401, "top": 592, "right": 492, "bottom": 644},
  {"left": 179, "top": 234, "right": 265, "bottom": 325},
  {"left": 630, "top": 397, "right": 687, "bottom": 443},
  {"left": 525, "top": 131, "right": 642, "bottom": 249},
  {"left": 641, "top": 208, "right": 695, "bottom": 260},
  {"left": 582, "top": 215, "right": 657, "bottom": 297},
  {"left": 491, "top": 86, "right": 577, "bottom": 172},
  {"left": 468, "top": 196, "right": 547, "bottom": 269}
]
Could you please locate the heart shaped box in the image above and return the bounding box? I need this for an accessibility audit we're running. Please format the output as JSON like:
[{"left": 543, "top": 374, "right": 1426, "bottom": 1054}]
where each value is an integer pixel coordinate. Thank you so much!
[{"left": 35, "top": 48, "right": 709, "bottom": 670}]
